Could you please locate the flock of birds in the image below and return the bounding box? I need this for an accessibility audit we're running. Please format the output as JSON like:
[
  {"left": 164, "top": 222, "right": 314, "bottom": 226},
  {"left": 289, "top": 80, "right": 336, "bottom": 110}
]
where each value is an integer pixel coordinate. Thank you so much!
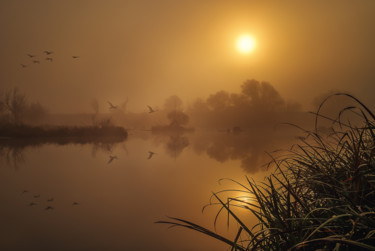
[
  {"left": 21, "top": 189, "right": 80, "bottom": 211},
  {"left": 21, "top": 52, "right": 159, "bottom": 166},
  {"left": 106, "top": 101, "right": 158, "bottom": 163},
  {"left": 20, "top": 50, "right": 80, "bottom": 68}
]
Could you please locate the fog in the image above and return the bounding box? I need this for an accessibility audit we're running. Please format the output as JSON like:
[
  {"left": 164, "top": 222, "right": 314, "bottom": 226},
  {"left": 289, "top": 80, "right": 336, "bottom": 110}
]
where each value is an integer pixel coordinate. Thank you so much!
[
  {"left": 1, "top": 0, "right": 375, "bottom": 114},
  {"left": 1, "top": 2, "right": 375, "bottom": 250}
]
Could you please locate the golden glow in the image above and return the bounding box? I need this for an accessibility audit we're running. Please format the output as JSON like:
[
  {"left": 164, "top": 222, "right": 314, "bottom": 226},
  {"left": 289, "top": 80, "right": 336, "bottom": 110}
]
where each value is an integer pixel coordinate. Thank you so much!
[{"left": 236, "top": 34, "right": 256, "bottom": 54}]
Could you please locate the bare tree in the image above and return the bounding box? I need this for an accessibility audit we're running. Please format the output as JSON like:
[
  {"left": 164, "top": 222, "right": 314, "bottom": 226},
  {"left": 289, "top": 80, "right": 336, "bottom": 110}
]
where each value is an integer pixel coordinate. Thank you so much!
[{"left": 4, "top": 88, "right": 27, "bottom": 124}]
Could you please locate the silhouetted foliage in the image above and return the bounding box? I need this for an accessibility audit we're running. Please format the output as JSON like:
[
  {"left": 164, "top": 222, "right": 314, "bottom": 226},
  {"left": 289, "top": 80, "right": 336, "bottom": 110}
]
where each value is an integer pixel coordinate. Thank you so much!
[
  {"left": 0, "top": 87, "right": 47, "bottom": 125},
  {"left": 4, "top": 87, "right": 27, "bottom": 124},
  {"left": 164, "top": 95, "right": 183, "bottom": 111},
  {"left": 158, "top": 93, "right": 375, "bottom": 251},
  {"left": 241, "top": 79, "right": 285, "bottom": 111},
  {"left": 188, "top": 79, "right": 302, "bottom": 130},
  {"left": 167, "top": 110, "right": 189, "bottom": 127}
]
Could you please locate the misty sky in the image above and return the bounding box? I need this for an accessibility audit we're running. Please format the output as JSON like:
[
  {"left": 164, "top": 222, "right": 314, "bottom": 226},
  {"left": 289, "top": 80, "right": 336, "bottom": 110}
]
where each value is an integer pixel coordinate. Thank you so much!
[{"left": 1, "top": 0, "right": 375, "bottom": 113}]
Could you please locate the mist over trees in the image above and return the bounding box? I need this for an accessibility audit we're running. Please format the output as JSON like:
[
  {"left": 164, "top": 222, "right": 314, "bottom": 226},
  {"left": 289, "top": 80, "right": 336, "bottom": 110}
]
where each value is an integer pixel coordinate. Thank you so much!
[
  {"left": 102, "top": 79, "right": 305, "bottom": 131},
  {"left": 187, "top": 79, "right": 302, "bottom": 130},
  {"left": 0, "top": 88, "right": 47, "bottom": 125}
]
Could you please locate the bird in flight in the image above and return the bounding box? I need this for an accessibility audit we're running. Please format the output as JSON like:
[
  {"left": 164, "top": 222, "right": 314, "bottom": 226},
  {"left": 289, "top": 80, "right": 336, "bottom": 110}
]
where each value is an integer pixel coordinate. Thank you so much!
[
  {"left": 108, "top": 101, "right": 118, "bottom": 109},
  {"left": 27, "top": 54, "right": 35, "bottom": 58},
  {"left": 46, "top": 57, "right": 53, "bottom": 62},
  {"left": 147, "top": 151, "right": 157, "bottom": 159},
  {"left": 47, "top": 198, "right": 54, "bottom": 202},
  {"left": 21, "top": 190, "right": 28, "bottom": 194},
  {"left": 72, "top": 56, "right": 80, "bottom": 59},
  {"left": 45, "top": 206, "right": 54, "bottom": 210},
  {"left": 147, "top": 105, "right": 157, "bottom": 113},
  {"left": 107, "top": 155, "right": 118, "bottom": 164},
  {"left": 44, "top": 50, "right": 53, "bottom": 55},
  {"left": 21, "top": 64, "right": 27, "bottom": 68},
  {"left": 72, "top": 202, "right": 80, "bottom": 206},
  {"left": 28, "top": 202, "right": 37, "bottom": 206},
  {"left": 32, "top": 60, "right": 40, "bottom": 64},
  {"left": 34, "top": 195, "right": 40, "bottom": 198}
]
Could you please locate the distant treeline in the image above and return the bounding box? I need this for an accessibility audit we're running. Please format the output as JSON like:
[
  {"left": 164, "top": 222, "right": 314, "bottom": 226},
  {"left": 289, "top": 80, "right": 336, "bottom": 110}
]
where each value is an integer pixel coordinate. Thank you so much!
[
  {"left": 186, "top": 79, "right": 303, "bottom": 130},
  {"left": 1, "top": 81, "right": 350, "bottom": 132}
]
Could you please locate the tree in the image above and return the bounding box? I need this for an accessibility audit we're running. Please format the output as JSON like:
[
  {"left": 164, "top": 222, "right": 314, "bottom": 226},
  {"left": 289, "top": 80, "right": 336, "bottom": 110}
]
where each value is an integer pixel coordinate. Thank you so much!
[
  {"left": 164, "top": 95, "right": 183, "bottom": 111},
  {"left": 167, "top": 110, "right": 189, "bottom": 127},
  {"left": 206, "top": 91, "right": 230, "bottom": 111},
  {"left": 4, "top": 88, "right": 27, "bottom": 124},
  {"left": 241, "top": 79, "right": 285, "bottom": 111}
]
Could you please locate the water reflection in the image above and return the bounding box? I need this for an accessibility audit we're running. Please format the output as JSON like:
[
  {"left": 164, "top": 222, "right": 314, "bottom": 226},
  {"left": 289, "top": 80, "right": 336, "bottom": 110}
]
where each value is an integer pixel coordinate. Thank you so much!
[
  {"left": 0, "top": 128, "right": 299, "bottom": 251},
  {"left": 0, "top": 136, "right": 126, "bottom": 169},
  {"left": 1, "top": 127, "right": 296, "bottom": 173},
  {"left": 164, "top": 134, "right": 190, "bottom": 158},
  {"left": 136, "top": 127, "right": 297, "bottom": 173}
]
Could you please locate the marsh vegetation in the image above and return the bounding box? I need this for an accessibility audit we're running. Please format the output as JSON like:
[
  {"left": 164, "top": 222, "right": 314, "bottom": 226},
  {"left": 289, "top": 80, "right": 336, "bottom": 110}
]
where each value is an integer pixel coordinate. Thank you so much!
[{"left": 157, "top": 94, "right": 375, "bottom": 250}]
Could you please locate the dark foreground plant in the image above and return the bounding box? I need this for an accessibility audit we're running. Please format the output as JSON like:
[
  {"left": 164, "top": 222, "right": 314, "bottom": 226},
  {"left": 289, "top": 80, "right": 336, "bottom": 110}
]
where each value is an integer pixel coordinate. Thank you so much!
[{"left": 156, "top": 93, "right": 375, "bottom": 250}]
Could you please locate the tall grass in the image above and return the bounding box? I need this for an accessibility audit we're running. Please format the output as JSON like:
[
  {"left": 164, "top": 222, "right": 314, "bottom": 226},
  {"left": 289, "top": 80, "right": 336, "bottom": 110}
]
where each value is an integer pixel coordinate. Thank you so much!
[{"left": 157, "top": 94, "right": 375, "bottom": 250}]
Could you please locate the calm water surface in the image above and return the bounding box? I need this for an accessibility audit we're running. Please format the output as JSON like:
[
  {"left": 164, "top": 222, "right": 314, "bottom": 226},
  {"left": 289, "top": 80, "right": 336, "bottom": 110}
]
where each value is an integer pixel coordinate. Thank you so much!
[{"left": 0, "top": 130, "right": 296, "bottom": 251}]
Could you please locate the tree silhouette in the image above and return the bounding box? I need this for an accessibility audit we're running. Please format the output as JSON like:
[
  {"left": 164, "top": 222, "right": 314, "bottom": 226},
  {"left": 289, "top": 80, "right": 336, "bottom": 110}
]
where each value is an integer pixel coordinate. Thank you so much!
[
  {"left": 4, "top": 88, "right": 27, "bottom": 124},
  {"left": 167, "top": 110, "right": 189, "bottom": 127},
  {"left": 206, "top": 91, "right": 231, "bottom": 111},
  {"left": 164, "top": 95, "right": 183, "bottom": 111},
  {"left": 241, "top": 79, "right": 285, "bottom": 111}
]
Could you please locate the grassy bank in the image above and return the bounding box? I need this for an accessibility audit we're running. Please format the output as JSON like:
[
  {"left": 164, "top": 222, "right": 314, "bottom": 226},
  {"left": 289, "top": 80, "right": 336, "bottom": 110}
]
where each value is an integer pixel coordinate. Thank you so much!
[
  {"left": 157, "top": 94, "right": 375, "bottom": 250},
  {"left": 0, "top": 124, "right": 127, "bottom": 144}
]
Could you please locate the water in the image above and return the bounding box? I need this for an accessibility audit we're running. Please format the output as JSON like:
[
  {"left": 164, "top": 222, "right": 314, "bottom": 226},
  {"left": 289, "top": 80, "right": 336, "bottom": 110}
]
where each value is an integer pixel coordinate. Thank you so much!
[{"left": 0, "top": 129, "right": 296, "bottom": 251}]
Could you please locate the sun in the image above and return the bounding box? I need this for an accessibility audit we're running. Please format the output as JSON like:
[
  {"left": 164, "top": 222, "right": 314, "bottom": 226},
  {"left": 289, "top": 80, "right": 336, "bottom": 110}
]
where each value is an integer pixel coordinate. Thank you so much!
[{"left": 236, "top": 34, "right": 256, "bottom": 54}]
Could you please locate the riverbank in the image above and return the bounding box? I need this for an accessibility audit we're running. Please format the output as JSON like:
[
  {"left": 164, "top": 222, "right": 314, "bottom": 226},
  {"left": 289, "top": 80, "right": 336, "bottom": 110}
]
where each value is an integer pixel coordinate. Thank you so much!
[{"left": 0, "top": 124, "right": 127, "bottom": 144}]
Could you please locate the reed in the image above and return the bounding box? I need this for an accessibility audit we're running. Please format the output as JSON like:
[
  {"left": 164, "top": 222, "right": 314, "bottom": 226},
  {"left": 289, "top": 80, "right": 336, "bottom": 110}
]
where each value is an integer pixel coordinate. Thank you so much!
[{"left": 157, "top": 93, "right": 375, "bottom": 250}]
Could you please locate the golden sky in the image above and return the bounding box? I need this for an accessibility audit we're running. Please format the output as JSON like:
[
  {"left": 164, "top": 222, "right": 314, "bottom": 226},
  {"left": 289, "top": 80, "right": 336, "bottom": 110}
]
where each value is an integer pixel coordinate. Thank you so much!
[{"left": 1, "top": 0, "right": 375, "bottom": 113}]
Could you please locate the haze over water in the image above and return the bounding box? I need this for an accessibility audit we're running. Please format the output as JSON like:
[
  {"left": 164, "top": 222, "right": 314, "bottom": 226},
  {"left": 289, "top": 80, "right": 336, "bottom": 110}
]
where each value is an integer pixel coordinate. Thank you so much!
[
  {"left": 0, "top": 129, "right": 296, "bottom": 251},
  {"left": 1, "top": 1, "right": 375, "bottom": 250}
]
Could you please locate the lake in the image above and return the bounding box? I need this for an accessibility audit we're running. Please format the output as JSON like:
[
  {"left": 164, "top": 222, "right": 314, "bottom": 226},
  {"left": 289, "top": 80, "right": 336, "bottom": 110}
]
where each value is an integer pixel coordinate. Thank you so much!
[{"left": 0, "top": 129, "right": 298, "bottom": 251}]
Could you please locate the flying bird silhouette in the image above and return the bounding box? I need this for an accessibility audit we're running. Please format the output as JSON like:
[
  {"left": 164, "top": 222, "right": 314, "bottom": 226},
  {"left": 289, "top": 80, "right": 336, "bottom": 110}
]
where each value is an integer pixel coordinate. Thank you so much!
[
  {"left": 32, "top": 60, "right": 40, "bottom": 64},
  {"left": 44, "top": 50, "right": 53, "bottom": 55},
  {"left": 21, "top": 64, "right": 27, "bottom": 68},
  {"left": 21, "top": 190, "right": 28, "bottom": 194},
  {"left": 108, "top": 101, "right": 118, "bottom": 109},
  {"left": 147, "top": 105, "right": 157, "bottom": 113},
  {"left": 147, "top": 151, "right": 157, "bottom": 159},
  {"left": 47, "top": 198, "right": 54, "bottom": 202},
  {"left": 28, "top": 202, "right": 37, "bottom": 206},
  {"left": 45, "top": 206, "right": 54, "bottom": 210},
  {"left": 72, "top": 202, "right": 80, "bottom": 206},
  {"left": 27, "top": 54, "right": 35, "bottom": 58},
  {"left": 72, "top": 56, "right": 80, "bottom": 59},
  {"left": 107, "top": 155, "right": 118, "bottom": 164},
  {"left": 33, "top": 195, "right": 40, "bottom": 198},
  {"left": 46, "top": 57, "right": 53, "bottom": 62}
]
